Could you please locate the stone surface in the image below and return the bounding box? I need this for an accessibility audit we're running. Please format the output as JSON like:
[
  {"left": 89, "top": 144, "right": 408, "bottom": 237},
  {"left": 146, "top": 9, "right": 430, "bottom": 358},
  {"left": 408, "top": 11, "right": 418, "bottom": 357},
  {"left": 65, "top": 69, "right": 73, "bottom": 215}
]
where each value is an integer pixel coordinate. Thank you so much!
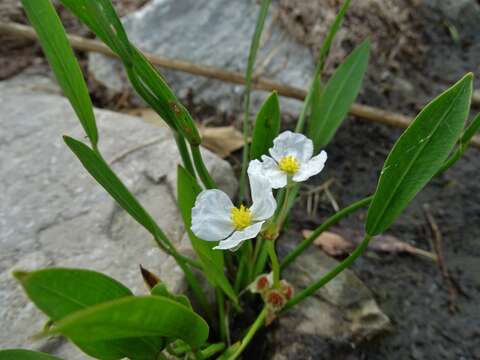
[
  {"left": 0, "top": 82, "right": 236, "bottom": 358},
  {"left": 89, "top": 0, "right": 315, "bottom": 116},
  {"left": 268, "top": 250, "right": 391, "bottom": 359}
]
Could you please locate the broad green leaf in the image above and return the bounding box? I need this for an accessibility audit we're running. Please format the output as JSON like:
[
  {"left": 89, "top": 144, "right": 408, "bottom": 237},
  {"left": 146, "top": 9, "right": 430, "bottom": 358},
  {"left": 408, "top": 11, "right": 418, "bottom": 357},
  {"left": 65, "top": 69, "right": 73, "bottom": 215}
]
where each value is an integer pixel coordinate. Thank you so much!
[
  {"left": 151, "top": 283, "right": 192, "bottom": 309},
  {"left": 42, "top": 296, "right": 209, "bottom": 348},
  {"left": 21, "top": 0, "right": 98, "bottom": 146},
  {"left": 14, "top": 268, "right": 132, "bottom": 320},
  {"left": 366, "top": 73, "right": 473, "bottom": 236},
  {"left": 63, "top": 136, "right": 160, "bottom": 241},
  {"left": 0, "top": 349, "right": 62, "bottom": 360},
  {"left": 14, "top": 268, "right": 165, "bottom": 360},
  {"left": 177, "top": 166, "right": 238, "bottom": 305},
  {"left": 250, "top": 91, "right": 280, "bottom": 160},
  {"left": 307, "top": 41, "right": 370, "bottom": 150}
]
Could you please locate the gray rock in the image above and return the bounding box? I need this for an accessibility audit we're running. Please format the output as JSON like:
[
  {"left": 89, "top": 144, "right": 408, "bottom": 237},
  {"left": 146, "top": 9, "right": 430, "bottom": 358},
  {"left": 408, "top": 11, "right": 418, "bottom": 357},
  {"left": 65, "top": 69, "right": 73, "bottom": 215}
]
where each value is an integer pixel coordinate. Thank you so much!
[
  {"left": 0, "top": 83, "right": 236, "bottom": 358},
  {"left": 88, "top": 0, "right": 315, "bottom": 116},
  {"left": 269, "top": 250, "right": 391, "bottom": 359}
]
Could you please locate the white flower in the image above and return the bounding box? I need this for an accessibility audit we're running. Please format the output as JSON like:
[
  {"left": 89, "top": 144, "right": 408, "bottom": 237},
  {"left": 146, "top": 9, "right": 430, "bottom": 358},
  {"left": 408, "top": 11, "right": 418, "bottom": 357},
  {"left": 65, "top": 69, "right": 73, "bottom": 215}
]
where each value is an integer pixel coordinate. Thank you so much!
[
  {"left": 191, "top": 172, "right": 276, "bottom": 250},
  {"left": 249, "top": 131, "right": 327, "bottom": 189}
]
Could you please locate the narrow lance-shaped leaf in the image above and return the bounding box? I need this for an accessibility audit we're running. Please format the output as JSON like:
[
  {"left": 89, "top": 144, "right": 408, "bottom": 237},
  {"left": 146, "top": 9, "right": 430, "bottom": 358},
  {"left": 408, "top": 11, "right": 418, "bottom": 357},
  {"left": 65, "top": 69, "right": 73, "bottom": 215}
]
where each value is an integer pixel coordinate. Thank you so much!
[
  {"left": 177, "top": 166, "right": 239, "bottom": 305},
  {"left": 14, "top": 268, "right": 166, "bottom": 360},
  {"left": 0, "top": 349, "right": 62, "bottom": 360},
  {"left": 40, "top": 296, "right": 209, "bottom": 348},
  {"left": 250, "top": 91, "right": 281, "bottom": 160},
  {"left": 21, "top": 0, "right": 98, "bottom": 146},
  {"left": 60, "top": 0, "right": 133, "bottom": 63},
  {"left": 63, "top": 136, "right": 160, "bottom": 241},
  {"left": 366, "top": 73, "right": 473, "bottom": 236},
  {"left": 308, "top": 40, "right": 370, "bottom": 150}
]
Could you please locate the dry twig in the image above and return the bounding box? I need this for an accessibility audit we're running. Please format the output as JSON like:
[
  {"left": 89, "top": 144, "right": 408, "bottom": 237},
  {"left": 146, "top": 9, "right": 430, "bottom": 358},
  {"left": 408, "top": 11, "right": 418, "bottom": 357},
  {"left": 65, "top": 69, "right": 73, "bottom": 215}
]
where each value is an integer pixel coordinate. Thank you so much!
[
  {"left": 423, "top": 204, "right": 459, "bottom": 313},
  {"left": 2, "top": 22, "right": 479, "bottom": 150}
]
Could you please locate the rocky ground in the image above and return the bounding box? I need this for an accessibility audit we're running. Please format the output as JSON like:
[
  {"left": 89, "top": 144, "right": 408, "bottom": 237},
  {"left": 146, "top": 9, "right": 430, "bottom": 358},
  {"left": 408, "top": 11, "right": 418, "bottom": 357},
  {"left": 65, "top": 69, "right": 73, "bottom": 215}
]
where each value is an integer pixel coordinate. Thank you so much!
[{"left": 1, "top": 0, "right": 480, "bottom": 359}]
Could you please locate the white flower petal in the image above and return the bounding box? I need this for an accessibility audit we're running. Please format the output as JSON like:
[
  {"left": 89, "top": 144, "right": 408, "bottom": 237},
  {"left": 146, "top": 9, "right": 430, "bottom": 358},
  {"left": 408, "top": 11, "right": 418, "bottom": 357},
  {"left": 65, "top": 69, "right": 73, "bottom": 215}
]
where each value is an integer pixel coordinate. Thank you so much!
[
  {"left": 269, "top": 131, "right": 313, "bottom": 163},
  {"left": 258, "top": 155, "right": 288, "bottom": 189},
  {"left": 249, "top": 172, "right": 276, "bottom": 221},
  {"left": 191, "top": 189, "right": 235, "bottom": 241},
  {"left": 293, "top": 150, "right": 327, "bottom": 182},
  {"left": 213, "top": 221, "right": 264, "bottom": 250}
]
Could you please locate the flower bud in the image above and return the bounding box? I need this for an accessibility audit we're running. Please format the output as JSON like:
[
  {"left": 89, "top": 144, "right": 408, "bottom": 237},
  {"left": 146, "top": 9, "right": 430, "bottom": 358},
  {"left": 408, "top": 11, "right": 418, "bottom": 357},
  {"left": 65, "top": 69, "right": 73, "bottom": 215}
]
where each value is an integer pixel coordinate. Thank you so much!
[
  {"left": 265, "top": 289, "right": 286, "bottom": 312},
  {"left": 139, "top": 264, "right": 160, "bottom": 289},
  {"left": 280, "top": 280, "right": 294, "bottom": 301},
  {"left": 248, "top": 273, "right": 273, "bottom": 294}
]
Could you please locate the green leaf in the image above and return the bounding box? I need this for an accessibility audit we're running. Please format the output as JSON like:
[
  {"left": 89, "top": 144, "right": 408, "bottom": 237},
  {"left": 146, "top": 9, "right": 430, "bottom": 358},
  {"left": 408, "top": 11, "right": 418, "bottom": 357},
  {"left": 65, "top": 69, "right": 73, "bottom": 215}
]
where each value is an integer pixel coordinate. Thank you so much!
[
  {"left": 60, "top": 0, "right": 132, "bottom": 63},
  {"left": 461, "top": 112, "right": 480, "bottom": 146},
  {"left": 14, "top": 268, "right": 132, "bottom": 320},
  {"left": 366, "top": 73, "right": 473, "bottom": 236},
  {"left": 250, "top": 91, "right": 281, "bottom": 160},
  {"left": 14, "top": 268, "right": 165, "bottom": 360},
  {"left": 307, "top": 40, "right": 370, "bottom": 149},
  {"left": 151, "top": 283, "right": 192, "bottom": 310},
  {"left": 0, "top": 349, "right": 62, "bottom": 360},
  {"left": 63, "top": 136, "right": 160, "bottom": 241},
  {"left": 41, "top": 296, "right": 209, "bottom": 348},
  {"left": 176, "top": 166, "right": 239, "bottom": 305},
  {"left": 21, "top": 0, "right": 98, "bottom": 146}
]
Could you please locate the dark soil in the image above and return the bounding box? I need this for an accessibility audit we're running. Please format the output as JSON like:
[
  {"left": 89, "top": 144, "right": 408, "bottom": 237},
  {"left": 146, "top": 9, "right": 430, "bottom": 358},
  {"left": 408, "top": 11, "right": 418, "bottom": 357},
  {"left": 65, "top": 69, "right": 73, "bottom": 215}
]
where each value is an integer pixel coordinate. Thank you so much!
[{"left": 272, "top": 1, "right": 480, "bottom": 359}]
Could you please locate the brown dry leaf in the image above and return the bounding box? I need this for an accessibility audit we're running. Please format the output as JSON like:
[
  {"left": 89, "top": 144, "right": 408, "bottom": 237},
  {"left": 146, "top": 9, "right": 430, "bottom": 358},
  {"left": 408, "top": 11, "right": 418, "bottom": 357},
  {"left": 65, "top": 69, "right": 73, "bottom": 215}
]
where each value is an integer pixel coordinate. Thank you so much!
[
  {"left": 303, "top": 230, "right": 354, "bottom": 257},
  {"left": 124, "top": 108, "right": 167, "bottom": 127},
  {"left": 122, "top": 109, "right": 244, "bottom": 158},
  {"left": 304, "top": 228, "right": 437, "bottom": 261},
  {"left": 199, "top": 126, "right": 245, "bottom": 158},
  {"left": 369, "top": 234, "right": 437, "bottom": 261}
]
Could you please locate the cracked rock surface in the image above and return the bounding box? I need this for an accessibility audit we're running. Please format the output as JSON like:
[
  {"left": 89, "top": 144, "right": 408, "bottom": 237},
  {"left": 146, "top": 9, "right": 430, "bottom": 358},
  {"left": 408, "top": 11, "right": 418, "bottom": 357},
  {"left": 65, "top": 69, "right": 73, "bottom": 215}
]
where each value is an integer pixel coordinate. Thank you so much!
[{"left": 0, "top": 82, "right": 236, "bottom": 359}]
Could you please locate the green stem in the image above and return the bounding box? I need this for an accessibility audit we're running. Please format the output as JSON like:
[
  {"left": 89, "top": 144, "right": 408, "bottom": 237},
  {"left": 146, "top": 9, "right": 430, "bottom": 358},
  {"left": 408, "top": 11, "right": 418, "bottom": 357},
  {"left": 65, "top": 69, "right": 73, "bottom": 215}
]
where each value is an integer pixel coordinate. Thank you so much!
[
  {"left": 266, "top": 241, "right": 280, "bottom": 287},
  {"left": 253, "top": 241, "right": 269, "bottom": 277},
  {"left": 280, "top": 195, "right": 373, "bottom": 270},
  {"left": 234, "top": 255, "right": 248, "bottom": 292},
  {"left": 228, "top": 307, "right": 267, "bottom": 360},
  {"left": 283, "top": 233, "right": 372, "bottom": 312},
  {"left": 200, "top": 343, "right": 226, "bottom": 359},
  {"left": 175, "top": 133, "right": 196, "bottom": 177},
  {"left": 238, "top": 0, "right": 272, "bottom": 202},
  {"left": 191, "top": 145, "right": 216, "bottom": 189},
  {"left": 216, "top": 289, "right": 227, "bottom": 343},
  {"left": 275, "top": 182, "right": 292, "bottom": 230}
]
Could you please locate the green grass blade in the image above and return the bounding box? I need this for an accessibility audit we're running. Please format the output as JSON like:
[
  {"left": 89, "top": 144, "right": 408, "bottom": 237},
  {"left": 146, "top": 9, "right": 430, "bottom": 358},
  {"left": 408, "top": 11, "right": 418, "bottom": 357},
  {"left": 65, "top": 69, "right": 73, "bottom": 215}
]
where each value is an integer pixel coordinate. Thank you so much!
[
  {"left": 295, "top": 0, "right": 352, "bottom": 132},
  {"left": 308, "top": 41, "right": 370, "bottom": 150},
  {"left": 250, "top": 91, "right": 281, "bottom": 160},
  {"left": 21, "top": 0, "right": 98, "bottom": 146},
  {"left": 63, "top": 136, "right": 160, "bottom": 240},
  {"left": 238, "top": 0, "right": 272, "bottom": 201},
  {"left": 177, "top": 166, "right": 238, "bottom": 305},
  {"left": 366, "top": 73, "right": 473, "bottom": 236},
  {"left": 60, "top": 0, "right": 132, "bottom": 63}
]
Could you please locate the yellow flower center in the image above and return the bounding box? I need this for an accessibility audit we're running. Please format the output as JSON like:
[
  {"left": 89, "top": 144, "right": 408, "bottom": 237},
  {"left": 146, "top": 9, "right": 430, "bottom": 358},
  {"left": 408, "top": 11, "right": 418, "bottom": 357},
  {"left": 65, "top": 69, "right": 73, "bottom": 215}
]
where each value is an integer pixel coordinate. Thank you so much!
[
  {"left": 278, "top": 155, "right": 300, "bottom": 175},
  {"left": 231, "top": 205, "right": 252, "bottom": 230}
]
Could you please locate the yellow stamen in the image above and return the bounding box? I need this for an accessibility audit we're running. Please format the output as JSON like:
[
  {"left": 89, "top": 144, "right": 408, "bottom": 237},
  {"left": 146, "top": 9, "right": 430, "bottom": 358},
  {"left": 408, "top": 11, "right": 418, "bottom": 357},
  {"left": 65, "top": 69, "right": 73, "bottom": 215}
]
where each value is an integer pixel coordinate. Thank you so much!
[
  {"left": 231, "top": 205, "right": 252, "bottom": 230},
  {"left": 278, "top": 155, "right": 300, "bottom": 175}
]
